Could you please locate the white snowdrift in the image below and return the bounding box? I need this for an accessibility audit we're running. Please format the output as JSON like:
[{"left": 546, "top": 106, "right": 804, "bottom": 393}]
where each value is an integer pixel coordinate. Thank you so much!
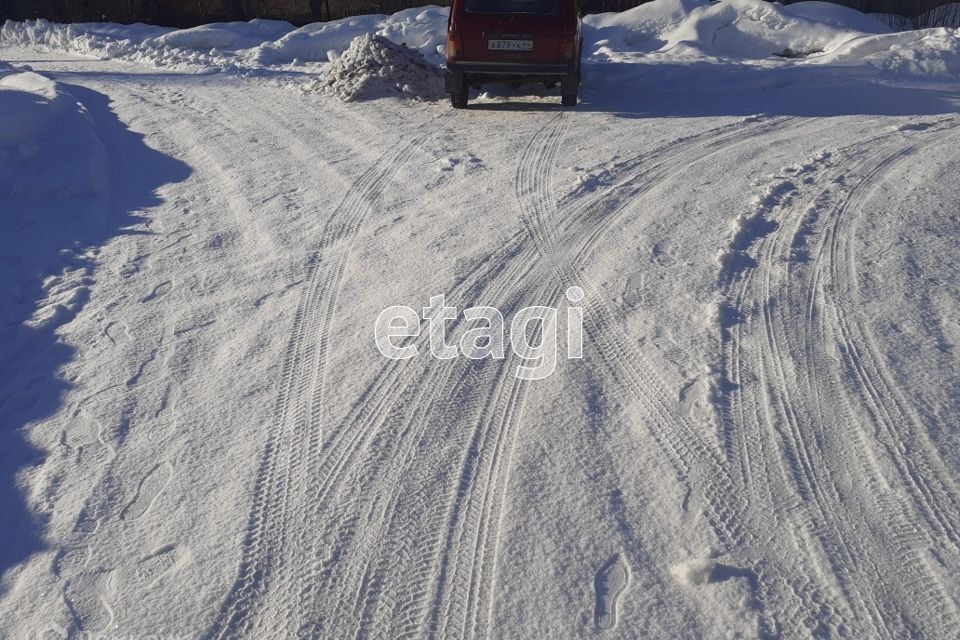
[
  {"left": 0, "top": 18, "right": 240, "bottom": 71},
  {"left": 149, "top": 18, "right": 292, "bottom": 51},
  {"left": 0, "top": 70, "right": 107, "bottom": 330},
  {"left": 587, "top": 0, "right": 903, "bottom": 60},
  {"left": 584, "top": 0, "right": 705, "bottom": 54},
  {"left": 0, "top": 71, "right": 105, "bottom": 197},
  {"left": 309, "top": 33, "right": 443, "bottom": 101},
  {"left": 255, "top": 7, "right": 448, "bottom": 66},
  {"left": 2, "top": 0, "right": 959, "bottom": 78},
  {"left": 0, "top": 6, "right": 448, "bottom": 70},
  {"left": 824, "top": 27, "right": 960, "bottom": 75},
  {"left": 782, "top": 1, "right": 892, "bottom": 35},
  {"left": 582, "top": 0, "right": 960, "bottom": 76},
  {"left": 665, "top": 0, "right": 867, "bottom": 58}
]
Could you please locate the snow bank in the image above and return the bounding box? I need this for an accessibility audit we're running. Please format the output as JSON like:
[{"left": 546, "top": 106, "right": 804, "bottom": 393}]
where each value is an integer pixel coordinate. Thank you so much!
[
  {"left": 254, "top": 14, "right": 384, "bottom": 65},
  {"left": 585, "top": 0, "right": 881, "bottom": 59},
  {"left": 585, "top": 0, "right": 708, "bottom": 55},
  {"left": 0, "top": 71, "right": 105, "bottom": 195},
  {"left": 669, "top": 0, "right": 866, "bottom": 58},
  {"left": 583, "top": 0, "right": 960, "bottom": 76},
  {"left": 255, "top": 7, "right": 447, "bottom": 66},
  {"left": 826, "top": 27, "right": 960, "bottom": 76},
  {"left": 0, "top": 6, "right": 448, "bottom": 70},
  {"left": 149, "top": 19, "right": 292, "bottom": 51},
  {"left": 0, "top": 70, "right": 107, "bottom": 329},
  {"left": 2, "top": 0, "right": 959, "bottom": 78},
  {"left": 782, "top": 2, "right": 892, "bottom": 35},
  {"left": 0, "top": 19, "right": 241, "bottom": 71},
  {"left": 310, "top": 33, "right": 443, "bottom": 101}
]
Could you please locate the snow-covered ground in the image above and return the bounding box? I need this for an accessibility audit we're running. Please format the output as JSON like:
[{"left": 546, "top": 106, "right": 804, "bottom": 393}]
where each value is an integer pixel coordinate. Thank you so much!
[{"left": 2, "top": 0, "right": 960, "bottom": 638}]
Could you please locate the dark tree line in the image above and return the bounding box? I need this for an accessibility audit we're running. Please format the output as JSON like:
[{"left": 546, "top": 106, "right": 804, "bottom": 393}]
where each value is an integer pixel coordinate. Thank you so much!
[{"left": 0, "top": 0, "right": 957, "bottom": 27}]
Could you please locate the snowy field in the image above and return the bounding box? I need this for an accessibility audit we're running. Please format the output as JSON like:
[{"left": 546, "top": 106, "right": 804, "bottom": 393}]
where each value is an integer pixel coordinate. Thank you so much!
[{"left": 2, "top": 0, "right": 960, "bottom": 638}]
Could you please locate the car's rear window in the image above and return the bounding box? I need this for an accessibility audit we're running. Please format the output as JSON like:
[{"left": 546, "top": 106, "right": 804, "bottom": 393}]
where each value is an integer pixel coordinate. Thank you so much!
[{"left": 464, "top": 0, "right": 562, "bottom": 15}]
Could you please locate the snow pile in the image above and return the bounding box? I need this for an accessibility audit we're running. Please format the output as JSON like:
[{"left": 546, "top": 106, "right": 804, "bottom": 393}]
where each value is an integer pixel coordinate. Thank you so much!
[
  {"left": 311, "top": 33, "right": 444, "bottom": 101},
  {"left": 2, "top": 0, "right": 959, "bottom": 78},
  {"left": 255, "top": 7, "right": 448, "bottom": 66},
  {"left": 826, "top": 27, "right": 960, "bottom": 76},
  {"left": 585, "top": 0, "right": 707, "bottom": 55},
  {"left": 782, "top": 1, "right": 892, "bottom": 35},
  {"left": 0, "top": 7, "right": 448, "bottom": 71},
  {"left": 0, "top": 19, "right": 242, "bottom": 71},
  {"left": 0, "top": 71, "right": 106, "bottom": 198},
  {"left": 582, "top": 0, "right": 960, "bottom": 76},
  {"left": 665, "top": 0, "right": 867, "bottom": 58},
  {"left": 586, "top": 0, "right": 890, "bottom": 60},
  {"left": 149, "top": 18, "right": 292, "bottom": 51},
  {"left": 0, "top": 70, "right": 107, "bottom": 330},
  {"left": 254, "top": 15, "right": 385, "bottom": 65}
]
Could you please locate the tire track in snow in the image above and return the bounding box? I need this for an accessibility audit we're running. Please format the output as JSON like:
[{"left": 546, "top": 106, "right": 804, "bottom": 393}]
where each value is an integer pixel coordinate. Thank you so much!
[
  {"left": 810, "top": 124, "right": 960, "bottom": 637},
  {"left": 721, "top": 143, "right": 882, "bottom": 637},
  {"left": 295, "top": 114, "right": 575, "bottom": 638},
  {"left": 719, "top": 118, "right": 960, "bottom": 638},
  {"left": 524, "top": 117, "right": 811, "bottom": 532},
  {"left": 424, "top": 114, "right": 810, "bottom": 639},
  {"left": 719, "top": 142, "right": 883, "bottom": 636},
  {"left": 266, "top": 114, "right": 808, "bottom": 639},
  {"left": 422, "top": 114, "right": 808, "bottom": 639},
  {"left": 142, "top": 84, "right": 389, "bottom": 636},
  {"left": 131, "top": 82, "right": 441, "bottom": 639},
  {"left": 427, "top": 115, "right": 572, "bottom": 640},
  {"left": 204, "top": 116, "right": 446, "bottom": 639},
  {"left": 419, "top": 113, "right": 754, "bottom": 639},
  {"left": 295, "top": 145, "right": 552, "bottom": 638}
]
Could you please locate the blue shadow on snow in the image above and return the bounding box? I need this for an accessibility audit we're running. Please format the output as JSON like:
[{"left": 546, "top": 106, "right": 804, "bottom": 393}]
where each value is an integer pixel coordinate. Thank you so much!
[{"left": 0, "top": 82, "right": 191, "bottom": 591}]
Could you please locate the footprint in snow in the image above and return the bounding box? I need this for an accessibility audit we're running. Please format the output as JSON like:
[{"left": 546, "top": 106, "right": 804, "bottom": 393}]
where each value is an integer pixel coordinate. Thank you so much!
[
  {"left": 141, "top": 280, "right": 173, "bottom": 303},
  {"left": 595, "top": 554, "right": 630, "bottom": 630}
]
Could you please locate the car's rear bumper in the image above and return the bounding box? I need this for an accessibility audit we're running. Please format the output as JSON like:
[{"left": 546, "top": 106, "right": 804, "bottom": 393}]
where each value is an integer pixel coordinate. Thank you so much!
[
  {"left": 446, "top": 61, "right": 579, "bottom": 93},
  {"left": 447, "top": 61, "right": 575, "bottom": 76}
]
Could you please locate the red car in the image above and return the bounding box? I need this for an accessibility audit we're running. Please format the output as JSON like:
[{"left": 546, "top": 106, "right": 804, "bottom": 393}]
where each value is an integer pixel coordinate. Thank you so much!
[{"left": 444, "top": 0, "right": 583, "bottom": 108}]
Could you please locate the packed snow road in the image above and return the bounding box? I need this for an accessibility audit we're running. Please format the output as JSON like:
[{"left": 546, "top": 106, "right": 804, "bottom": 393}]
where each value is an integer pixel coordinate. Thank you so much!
[{"left": 3, "top": 3, "right": 960, "bottom": 639}]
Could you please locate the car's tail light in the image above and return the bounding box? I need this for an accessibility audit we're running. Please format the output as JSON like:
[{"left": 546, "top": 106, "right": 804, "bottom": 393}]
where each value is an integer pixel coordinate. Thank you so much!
[
  {"left": 559, "top": 35, "right": 576, "bottom": 60},
  {"left": 446, "top": 31, "right": 463, "bottom": 62}
]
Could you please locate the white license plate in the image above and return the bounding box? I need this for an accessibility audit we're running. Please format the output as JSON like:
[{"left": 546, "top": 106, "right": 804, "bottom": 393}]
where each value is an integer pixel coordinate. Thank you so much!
[{"left": 488, "top": 39, "right": 533, "bottom": 51}]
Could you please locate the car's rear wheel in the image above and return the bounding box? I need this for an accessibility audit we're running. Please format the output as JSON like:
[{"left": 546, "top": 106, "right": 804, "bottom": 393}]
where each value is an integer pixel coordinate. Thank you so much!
[
  {"left": 560, "top": 72, "right": 579, "bottom": 107},
  {"left": 451, "top": 86, "right": 468, "bottom": 109}
]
